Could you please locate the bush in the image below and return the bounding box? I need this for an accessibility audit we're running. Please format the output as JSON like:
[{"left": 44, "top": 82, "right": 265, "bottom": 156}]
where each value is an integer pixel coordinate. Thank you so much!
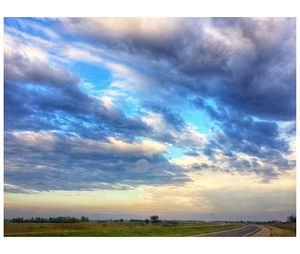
[
  {"left": 287, "top": 215, "right": 296, "bottom": 223},
  {"left": 150, "top": 215, "right": 161, "bottom": 224}
]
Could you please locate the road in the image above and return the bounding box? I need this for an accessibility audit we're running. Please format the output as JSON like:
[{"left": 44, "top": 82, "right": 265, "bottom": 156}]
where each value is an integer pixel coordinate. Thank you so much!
[{"left": 198, "top": 224, "right": 260, "bottom": 237}]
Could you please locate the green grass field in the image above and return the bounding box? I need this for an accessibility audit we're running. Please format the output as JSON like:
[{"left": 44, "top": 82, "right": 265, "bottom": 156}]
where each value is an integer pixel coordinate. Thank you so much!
[{"left": 4, "top": 222, "right": 242, "bottom": 237}]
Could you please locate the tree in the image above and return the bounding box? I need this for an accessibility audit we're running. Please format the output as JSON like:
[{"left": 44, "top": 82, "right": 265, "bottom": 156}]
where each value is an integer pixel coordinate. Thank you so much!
[
  {"left": 287, "top": 214, "right": 296, "bottom": 223},
  {"left": 11, "top": 217, "right": 24, "bottom": 223},
  {"left": 144, "top": 218, "right": 150, "bottom": 224},
  {"left": 150, "top": 215, "right": 160, "bottom": 224},
  {"left": 81, "top": 216, "right": 89, "bottom": 222}
]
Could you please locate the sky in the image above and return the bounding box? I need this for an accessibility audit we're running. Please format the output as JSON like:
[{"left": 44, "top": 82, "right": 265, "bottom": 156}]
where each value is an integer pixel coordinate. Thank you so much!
[{"left": 4, "top": 18, "right": 296, "bottom": 221}]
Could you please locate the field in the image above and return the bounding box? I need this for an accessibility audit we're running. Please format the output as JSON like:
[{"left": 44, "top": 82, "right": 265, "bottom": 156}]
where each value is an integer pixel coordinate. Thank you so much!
[
  {"left": 4, "top": 222, "right": 242, "bottom": 237},
  {"left": 266, "top": 223, "right": 296, "bottom": 237}
]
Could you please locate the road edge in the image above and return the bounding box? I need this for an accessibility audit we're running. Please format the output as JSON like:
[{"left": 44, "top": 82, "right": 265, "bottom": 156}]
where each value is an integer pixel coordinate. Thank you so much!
[
  {"left": 188, "top": 224, "right": 246, "bottom": 237},
  {"left": 245, "top": 226, "right": 261, "bottom": 236}
]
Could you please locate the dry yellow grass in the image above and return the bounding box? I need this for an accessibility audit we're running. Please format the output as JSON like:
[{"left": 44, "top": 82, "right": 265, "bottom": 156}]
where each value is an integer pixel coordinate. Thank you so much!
[{"left": 266, "top": 223, "right": 296, "bottom": 237}]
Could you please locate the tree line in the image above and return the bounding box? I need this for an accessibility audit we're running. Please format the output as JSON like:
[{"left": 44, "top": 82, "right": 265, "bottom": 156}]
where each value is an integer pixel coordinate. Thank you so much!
[
  {"left": 10, "top": 216, "right": 89, "bottom": 223},
  {"left": 9, "top": 215, "right": 162, "bottom": 224},
  {"left": 9, "top": 214, "right": 296, "bottom": 224}
]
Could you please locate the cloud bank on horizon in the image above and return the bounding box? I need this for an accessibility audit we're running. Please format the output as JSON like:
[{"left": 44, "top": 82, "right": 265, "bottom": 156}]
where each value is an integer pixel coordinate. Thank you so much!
[{"left": 4, "top": 18, "right": 296, "bottom": 220}]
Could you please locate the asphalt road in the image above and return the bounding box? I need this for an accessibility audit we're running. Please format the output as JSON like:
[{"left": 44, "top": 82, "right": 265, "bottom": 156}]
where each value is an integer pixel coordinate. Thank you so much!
[{"left": 200, "top": 225, "right": 260, "bottom": 237}]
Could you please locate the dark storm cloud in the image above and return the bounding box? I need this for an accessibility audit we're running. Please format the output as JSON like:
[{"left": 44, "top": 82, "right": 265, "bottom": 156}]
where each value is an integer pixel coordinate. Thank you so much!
[
  {"left": 4, "top": 37, "right": 79, "bottom": 87},
  {"left": 4, "top": 57, "right": 79, "bottom": 87},
  {"left": 61, "top": 18, "right": 295, "bottom": 121},
  {"left": 4, "top": 131, "right": 190, "bottom": 192},
  {"left": 193, "top": 94, "right": 294, "bottom": 180},
  {"left": 4, "top": 81, "right": 151, "bottom": 140}
]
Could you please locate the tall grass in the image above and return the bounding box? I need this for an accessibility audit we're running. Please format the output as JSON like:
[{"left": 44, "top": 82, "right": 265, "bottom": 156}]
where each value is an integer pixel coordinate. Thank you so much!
[{"left": 5, "top": 222, "right": 242, "bottom": 237}]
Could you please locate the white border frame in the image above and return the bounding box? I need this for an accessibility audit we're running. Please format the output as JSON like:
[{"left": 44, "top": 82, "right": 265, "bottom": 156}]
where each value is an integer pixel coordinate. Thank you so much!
[{"left": 0, "top": 1, "right": 299, "bottom": 254}]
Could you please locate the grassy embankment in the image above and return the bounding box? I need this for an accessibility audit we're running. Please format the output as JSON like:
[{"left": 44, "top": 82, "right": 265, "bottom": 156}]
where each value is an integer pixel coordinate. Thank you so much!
[
  {"left": 4, "top": 222, "right": 242, "bottom": 237},
  {"left": 266, "top": 223, "right": 296, "bottom": 237}
]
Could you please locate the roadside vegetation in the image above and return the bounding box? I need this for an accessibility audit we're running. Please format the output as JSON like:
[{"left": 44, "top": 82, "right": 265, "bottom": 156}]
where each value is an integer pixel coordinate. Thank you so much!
[
  {"left": 266, "top": 215, "right": 296, "bottom": 237},
  {"left": 5, "top": 215, "right": 242, "bottom": 236},
  {"left": 5, "top": 214, "right": 296, "bottom": 237},
  {"left": 266, "top": 223, "right": 296, "bottom": 237}
]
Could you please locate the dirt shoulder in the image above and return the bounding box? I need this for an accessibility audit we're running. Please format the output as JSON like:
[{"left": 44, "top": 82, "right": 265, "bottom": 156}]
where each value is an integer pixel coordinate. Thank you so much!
[{"left": 251, "top": 225, "right": 271, "bottom": 237}]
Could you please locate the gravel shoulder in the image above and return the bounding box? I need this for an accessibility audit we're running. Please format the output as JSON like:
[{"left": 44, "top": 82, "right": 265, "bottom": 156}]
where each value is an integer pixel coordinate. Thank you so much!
[{"left": 251, "top": 225, "right": 271, "bottom": 237}]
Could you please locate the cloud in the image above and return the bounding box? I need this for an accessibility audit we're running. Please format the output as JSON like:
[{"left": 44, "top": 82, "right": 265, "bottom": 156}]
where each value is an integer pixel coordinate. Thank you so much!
[
  {"left": 142, "top": 103, "right": 186, "bottom": 131},
  {"left": 61, "top": 18, "right": 295, "bottom": 120},
  {"left": 4, "top": 34, "right": 79, "bottom": 87},
  {"left": 4, "top": 17, "right": 296, "bottom": 192},
  {"left": 4, "top": 183, "right": 35, "bottom": 194},
  {"left": 62, "top": 18, "right": 181, "bottom": 39},
  {"left": 4, "top": 34, "right": 150, "bottom": 139},
  {"left": 61, "top": 18, "right": 185, "bottom": 59},
  {"left": 4, "top": 131, "right": 189, "bottom": 192},
  {"left": 142, "top": 111, "right": 207, "bottom": 152},
  {"left": 192, "top": 94, "right": 295, "bottom": 180}
]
